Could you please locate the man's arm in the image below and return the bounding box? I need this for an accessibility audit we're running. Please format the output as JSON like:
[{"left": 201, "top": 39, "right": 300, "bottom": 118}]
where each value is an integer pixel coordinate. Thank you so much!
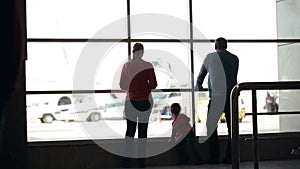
[
  {"left": 196, "top": 64, "right": 208, "bottom": 90},
  {"left": 235, "top": 58, "right": 239, "bottom": 78}
]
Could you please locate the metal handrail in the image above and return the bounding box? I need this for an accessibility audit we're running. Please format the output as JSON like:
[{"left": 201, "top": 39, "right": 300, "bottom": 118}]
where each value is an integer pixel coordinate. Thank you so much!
[{"left": 231, "top": 81, "right": 300, "bottom": 169}]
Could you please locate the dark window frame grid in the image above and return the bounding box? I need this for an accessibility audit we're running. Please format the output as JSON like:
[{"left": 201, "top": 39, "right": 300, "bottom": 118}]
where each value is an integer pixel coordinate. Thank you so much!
[{"left": 25, "top": 0, "right": 300, "bottom": 141}]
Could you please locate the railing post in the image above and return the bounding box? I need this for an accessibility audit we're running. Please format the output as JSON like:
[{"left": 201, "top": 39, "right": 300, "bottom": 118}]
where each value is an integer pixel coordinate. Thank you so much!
[
  {"left": 231, "top": 86, "right": 240, "bottom": 169},
  {"left": 252, "top": 90, "right": 259, "bottom": 169},
  {"left": 229, "top": 81, "right": 300, "bottom": 169}
]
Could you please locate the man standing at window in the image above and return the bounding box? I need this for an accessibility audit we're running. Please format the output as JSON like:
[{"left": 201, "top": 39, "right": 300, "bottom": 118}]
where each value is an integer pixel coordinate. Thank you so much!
[{"left": 196, "top": 37, "right": 239, "bottom": 164}]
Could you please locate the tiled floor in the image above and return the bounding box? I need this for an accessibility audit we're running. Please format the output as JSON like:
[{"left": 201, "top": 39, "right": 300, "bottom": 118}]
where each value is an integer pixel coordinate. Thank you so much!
[{"left": 141, "top": 159, "right": 300, "bottom": 169}]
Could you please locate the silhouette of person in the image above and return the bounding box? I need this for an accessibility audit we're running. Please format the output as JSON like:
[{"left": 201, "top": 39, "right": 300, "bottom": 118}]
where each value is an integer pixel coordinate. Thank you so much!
[
  {"left": 169, "top": 103, "right": 202, "bottom": 165},
  {"left": 263, "top": 91, "right": 279, "bottom": 112},
  {"left": 196, "top": 37, "right": 239, "bottom": 164},
  {"left": 119, "top": 43, "right": 157, "bottom": 168}
]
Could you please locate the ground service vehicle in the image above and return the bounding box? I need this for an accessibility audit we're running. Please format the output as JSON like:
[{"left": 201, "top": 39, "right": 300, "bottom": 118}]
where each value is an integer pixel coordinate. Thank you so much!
[{"left": 27, "top": 94, "right": 124, "bottom": 123}]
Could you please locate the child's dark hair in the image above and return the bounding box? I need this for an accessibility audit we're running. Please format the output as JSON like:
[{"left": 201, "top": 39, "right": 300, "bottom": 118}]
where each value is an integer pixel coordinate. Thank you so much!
[{"left": 170, "top": 103, "right": 181, "bottom": 115}]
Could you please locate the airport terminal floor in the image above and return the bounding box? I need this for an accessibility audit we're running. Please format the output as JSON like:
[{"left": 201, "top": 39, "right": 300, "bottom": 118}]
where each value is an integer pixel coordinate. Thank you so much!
[{"left": 114, "top": 159, "right": 300, "bottom": 169}]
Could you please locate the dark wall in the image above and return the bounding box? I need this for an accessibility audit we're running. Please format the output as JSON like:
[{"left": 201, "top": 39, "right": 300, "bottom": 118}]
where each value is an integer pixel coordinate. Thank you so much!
[
  {"left": 28, "top": 134, "right": 300, "bottom": 169},
  {"left": 0, "top": 0, "right": 27, "bottom": 169}
]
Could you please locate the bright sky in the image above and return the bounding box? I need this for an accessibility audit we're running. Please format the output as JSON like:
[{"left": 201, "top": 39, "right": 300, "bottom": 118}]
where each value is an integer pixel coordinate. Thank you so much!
[{"left": 26, "top": 0, "right": 278, "bottom": 91}]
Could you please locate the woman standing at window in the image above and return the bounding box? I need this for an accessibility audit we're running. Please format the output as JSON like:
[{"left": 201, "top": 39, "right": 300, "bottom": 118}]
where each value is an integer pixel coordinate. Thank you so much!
[{"left": 119, "top": 43, "right": 157, "bottom": 168}]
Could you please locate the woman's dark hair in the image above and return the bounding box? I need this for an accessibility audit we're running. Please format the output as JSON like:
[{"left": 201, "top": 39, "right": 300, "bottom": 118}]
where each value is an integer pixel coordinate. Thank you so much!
[
  {"left": 215, "top": 37, "right": 227, "bottom": 50},
  {"left": 132, "top": 43, "right": 144, "bottom": 53},
  {"left": 170, "top": 103, "right": 181, "bottom": 115}
]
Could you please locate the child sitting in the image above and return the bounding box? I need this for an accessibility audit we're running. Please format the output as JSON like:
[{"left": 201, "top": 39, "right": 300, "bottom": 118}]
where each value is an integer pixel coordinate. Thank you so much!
[{"left": 169, "top": 103, "right": 202, "bottom": 165}]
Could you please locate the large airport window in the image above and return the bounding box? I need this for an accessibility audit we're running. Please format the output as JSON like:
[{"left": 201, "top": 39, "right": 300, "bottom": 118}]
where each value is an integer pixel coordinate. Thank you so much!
[
  {"left": 130, "top": 0, "right": 189, "bottom": 39},
  {"left": 26, "top": 42, "right": 127, "bottom": 91},
  {"left": 138, "top": 43, "right": 191, "bottom": 89},
  {"left": 26, "top": 42, "right": 85, "bottom": 91},
  {"left": 26, "top": 0, "right": 300, "bottom": 141},
  {"left": 26, "top": 0, "right": 127, "bottom": 39},
  {"left": 27, "top": 92, "right": 190, "bottom": 141},
  {"left": 193, "top": 0, "right": 277, "bottom": 39}
]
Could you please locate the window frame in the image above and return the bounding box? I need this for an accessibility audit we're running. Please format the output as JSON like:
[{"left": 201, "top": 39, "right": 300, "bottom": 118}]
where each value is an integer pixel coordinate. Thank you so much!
[{"left": 25, "top": 0, "right": 300, "bottom": 142}]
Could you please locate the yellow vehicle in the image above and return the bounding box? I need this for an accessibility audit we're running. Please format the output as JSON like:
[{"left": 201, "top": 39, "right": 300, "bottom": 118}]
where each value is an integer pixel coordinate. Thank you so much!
[
  {"left": 220, "top": 99, "right": 246, "bottom": 123},
  {"left": 196, "top": 92, "right": 246, "bottom": 123}
]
